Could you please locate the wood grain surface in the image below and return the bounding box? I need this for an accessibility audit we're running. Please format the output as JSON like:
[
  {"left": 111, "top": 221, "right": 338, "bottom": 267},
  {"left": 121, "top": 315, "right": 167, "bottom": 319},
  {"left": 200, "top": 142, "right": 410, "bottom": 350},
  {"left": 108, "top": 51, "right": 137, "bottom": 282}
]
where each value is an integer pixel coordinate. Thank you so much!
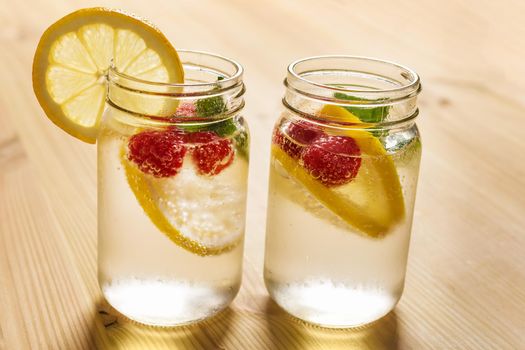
[{"left": 1, "top": 0, "right": 524, "bottom": 349}]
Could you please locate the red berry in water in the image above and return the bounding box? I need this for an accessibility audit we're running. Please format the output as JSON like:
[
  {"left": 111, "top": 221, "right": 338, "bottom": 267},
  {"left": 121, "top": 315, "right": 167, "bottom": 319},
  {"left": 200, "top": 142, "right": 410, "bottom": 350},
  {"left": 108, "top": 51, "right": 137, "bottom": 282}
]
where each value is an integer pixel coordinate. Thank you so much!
[
  {"left": 301, "top": 135, "right": 361, "bottom": 187},
  {"left": 273, "top": 120, "right": 324, "bottom": 159},
  {"left": 166, "top": 125, "right": 187, "bottom": 138},
  {"left": 273, "top": 129, "right": 303, "bottom": 159},
  {"left": 289, "top": 120, "right": 323, "bottom": 144},
  {"left": 174, "top": 102, "right": 197, "bottom": 117},
  {"left": 183, "top": 130, "right": 216, "bottom": 144},
  {"left": 185, "top": 131, "right": 234, "bottom": 176},
  {"left": 128, "top": 130, "right": 186, "bottom": 178}
]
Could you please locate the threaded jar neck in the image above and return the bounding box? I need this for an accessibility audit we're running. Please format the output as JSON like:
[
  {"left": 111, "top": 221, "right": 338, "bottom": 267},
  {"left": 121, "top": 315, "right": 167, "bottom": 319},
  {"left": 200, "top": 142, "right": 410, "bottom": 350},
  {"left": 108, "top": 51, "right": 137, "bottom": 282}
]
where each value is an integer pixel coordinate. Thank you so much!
[
  {"left": 283, "top": 55, "right": 421, "bottom": 128},
  {"left": 107, "top": 50, "right": 245, "bottom": 121}
]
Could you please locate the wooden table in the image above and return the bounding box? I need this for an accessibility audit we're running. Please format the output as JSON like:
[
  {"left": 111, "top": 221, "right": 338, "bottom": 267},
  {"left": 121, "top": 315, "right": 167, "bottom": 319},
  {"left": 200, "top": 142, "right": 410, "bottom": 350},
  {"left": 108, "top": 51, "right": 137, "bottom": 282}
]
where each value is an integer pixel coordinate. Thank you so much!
[{"left": 1, "top": 0, "right": 524, "bottom": 348}]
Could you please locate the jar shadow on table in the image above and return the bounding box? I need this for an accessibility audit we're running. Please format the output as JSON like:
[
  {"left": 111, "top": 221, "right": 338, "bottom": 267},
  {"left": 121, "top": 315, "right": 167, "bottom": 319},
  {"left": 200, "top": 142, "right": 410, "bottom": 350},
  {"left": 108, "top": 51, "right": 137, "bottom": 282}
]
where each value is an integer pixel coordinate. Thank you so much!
[
  {"left": 263, "top": 297, "right": 399, "bottom": 349},
  {"left": 91, "top": 298, "right": 236, "bottom": 349}
]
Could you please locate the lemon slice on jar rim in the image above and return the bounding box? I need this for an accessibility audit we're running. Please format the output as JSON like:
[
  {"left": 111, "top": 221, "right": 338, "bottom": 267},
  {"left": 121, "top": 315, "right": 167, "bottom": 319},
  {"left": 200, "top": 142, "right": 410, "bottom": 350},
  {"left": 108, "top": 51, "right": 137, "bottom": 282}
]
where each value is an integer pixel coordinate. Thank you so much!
[{"left": 32, "top": 7, "right": 184, "bottom": 143}]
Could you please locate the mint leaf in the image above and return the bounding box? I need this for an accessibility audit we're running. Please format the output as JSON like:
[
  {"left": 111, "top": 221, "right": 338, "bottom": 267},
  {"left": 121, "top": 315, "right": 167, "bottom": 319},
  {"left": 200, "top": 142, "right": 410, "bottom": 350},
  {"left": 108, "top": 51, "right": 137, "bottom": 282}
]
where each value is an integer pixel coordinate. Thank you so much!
[
  {"left": 233, "top": 132, "right": 248, "bottom": 160},
  {"left": 179, "top": 77, "right": 249, "bottom": 159},
  {"left": 209, "top": 118, "right": 237, "bottom": 137},
  {"left": 178, "top": 117, "right": 235, "bottom": 136},
  {"left": 334, "top": 92, "right": 389, "bottom": 123},
  {"left": 178, "top": 118, "right": 249, "bottom": 159},
  {"left": 213, "top": 118, "right": 249, "bottom": 160},
  {"left": 195, "top": 96, "right": 226, "bottom": 117},
  {"left": 175, "top": 124, "right": 202, "bottom": 133},
  {"left": 193, "top": 76, "right": 228, "bottom": 118}
]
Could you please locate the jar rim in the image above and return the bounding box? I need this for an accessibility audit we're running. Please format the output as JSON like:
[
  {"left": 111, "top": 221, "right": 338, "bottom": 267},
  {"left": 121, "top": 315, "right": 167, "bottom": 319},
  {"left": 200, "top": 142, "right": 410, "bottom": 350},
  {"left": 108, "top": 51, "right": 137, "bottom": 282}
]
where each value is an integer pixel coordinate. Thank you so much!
[
  {"left": 286, "top": 55, "right": 421, "bottom": 104},
  {"left": 108, "top": 49, "right": 244, "bottom": 96}
]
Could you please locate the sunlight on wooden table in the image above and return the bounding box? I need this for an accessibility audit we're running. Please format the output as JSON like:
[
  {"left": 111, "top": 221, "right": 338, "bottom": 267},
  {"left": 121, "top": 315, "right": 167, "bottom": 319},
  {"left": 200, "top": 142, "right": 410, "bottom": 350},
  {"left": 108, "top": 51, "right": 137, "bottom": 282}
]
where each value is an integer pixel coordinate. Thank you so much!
[
  {"left": 94, "top": 298, "right": 398, "bottom": 349},
  {"left": 1, "top": 0, "right": 524, "bottom": 349}
]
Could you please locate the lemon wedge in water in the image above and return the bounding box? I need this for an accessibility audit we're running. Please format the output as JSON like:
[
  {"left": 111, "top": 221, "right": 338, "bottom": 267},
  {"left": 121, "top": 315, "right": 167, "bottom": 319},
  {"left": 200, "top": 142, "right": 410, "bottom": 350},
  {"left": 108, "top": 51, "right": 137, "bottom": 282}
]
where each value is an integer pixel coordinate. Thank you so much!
[
  {"left": 121, "top": 146, "right": 248, "bottom": 256},
  {"left": 272, "top": 105, "right": 405, "bottom": 237}
]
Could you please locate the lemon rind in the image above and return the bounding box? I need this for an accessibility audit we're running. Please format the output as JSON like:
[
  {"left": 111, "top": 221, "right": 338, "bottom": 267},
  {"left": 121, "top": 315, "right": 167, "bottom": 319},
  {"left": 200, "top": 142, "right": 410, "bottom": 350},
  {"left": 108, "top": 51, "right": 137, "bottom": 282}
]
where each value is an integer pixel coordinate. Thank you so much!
[
  {"left": 32, "top": 7, "right": 184, "bottom": 143},
  {"left": 120, "top": 146, "right": 241, "bottom": 256}
]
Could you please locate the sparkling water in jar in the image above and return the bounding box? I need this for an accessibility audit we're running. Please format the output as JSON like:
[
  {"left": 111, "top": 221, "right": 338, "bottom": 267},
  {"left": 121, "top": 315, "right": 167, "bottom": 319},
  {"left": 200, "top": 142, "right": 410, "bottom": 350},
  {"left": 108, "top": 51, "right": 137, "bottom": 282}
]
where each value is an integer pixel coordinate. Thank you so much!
[
  {"left": 264, "top": 55, "right": 422, "bottom": 328},
  {"left": 98, "top": 50, "right": 249, "bottom": 326}
]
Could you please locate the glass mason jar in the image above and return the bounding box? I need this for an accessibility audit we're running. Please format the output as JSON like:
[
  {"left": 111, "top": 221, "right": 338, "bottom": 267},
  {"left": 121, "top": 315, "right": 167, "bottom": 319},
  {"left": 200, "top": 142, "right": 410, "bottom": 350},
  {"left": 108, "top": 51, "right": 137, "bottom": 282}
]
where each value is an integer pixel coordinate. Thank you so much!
[
  {"left": 97, "top": 50, "right": 249, "bottom": 326},
  {"left": 264, "top": 56, "right": 421, "bottom": 328}
]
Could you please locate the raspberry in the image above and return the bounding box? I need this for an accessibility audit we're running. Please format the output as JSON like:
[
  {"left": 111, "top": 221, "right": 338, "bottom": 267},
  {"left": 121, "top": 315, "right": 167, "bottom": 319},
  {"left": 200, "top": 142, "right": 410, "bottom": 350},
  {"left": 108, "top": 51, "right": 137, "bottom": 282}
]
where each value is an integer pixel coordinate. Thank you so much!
[
  {"left": 185, "top": 131, "right": 234, "bottom": 175},
  {"left": 128, "top": 130, "right": 186, "bottom": 178},
  {"left": 174, "top": 102, "right": 197, "bottom": 117},
  {"left": 301, "top": 135, "right": 361, "bottom": 187},
  {"left": 166, "top": 125, "right": 188, "bottom": 138},
  {"left": 183, "top": 130, "right": 216, "bottom": 144},
  {"left": 273, "top": 120, "right": 324, "bottom": 159},
  {"left": 289, "top": 120, "right": 323, "bottom": 144},
  {"left": 273, "top": 129, "right": 302, "bottom": 159}
]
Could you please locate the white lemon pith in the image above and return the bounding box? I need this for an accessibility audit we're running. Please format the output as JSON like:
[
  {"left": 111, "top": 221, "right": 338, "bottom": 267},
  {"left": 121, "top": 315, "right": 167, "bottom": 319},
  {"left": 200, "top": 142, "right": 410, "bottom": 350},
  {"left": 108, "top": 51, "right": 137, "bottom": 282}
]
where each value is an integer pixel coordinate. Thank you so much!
[{"left": 32, "top": 8, "right": 183, "bottom": 143}]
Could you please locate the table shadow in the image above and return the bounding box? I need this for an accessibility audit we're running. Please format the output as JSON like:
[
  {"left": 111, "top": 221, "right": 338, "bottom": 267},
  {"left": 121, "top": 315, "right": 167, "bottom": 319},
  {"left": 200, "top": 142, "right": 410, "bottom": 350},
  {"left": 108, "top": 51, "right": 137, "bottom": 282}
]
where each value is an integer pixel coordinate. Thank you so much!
[
  {"left": 91, "top": 298, "right": 236, "bottom": 349},
  {"left": 263, "top": 298, "right": 398, "bottom": 350}
]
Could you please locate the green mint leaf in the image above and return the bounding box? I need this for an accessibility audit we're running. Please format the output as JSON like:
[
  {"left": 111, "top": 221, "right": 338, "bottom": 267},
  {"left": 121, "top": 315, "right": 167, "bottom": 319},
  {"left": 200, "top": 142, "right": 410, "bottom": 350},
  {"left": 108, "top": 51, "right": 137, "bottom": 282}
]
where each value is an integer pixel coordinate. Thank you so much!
[
  {"left": 178, "top": 77, "right": 248, "bottom": 158},
  {"left": 211, "top": 118, "right": 249, "bottom": 160},
  {"left": 176, "top": 119, "right": 233, "bottom": 135},
  {"left": 195, "top": 95, "right": 226, "bottom": 117},
  {"left": 177, "top": 118, "right": 249, "bottom": 160},
  {"left": 233, "top": 127, "right": 249, "bottom": 160},
  {"left": 194, "top": 76, "right": 228, "bottom": 117},
  {"left": 334, "top": 92, "right": 389, "bottom": 123},
  {"left": 176, "top": 124, "right": 203, "bottom": 133},
  {"left": 235, "top": 136, "right": 249, "bottom": 159},
  {"left": 208, "top": 118, "right": 237, "bottom": 137},
  {"left": 177, "top": 118, "right": 235, "bottom": 136}
]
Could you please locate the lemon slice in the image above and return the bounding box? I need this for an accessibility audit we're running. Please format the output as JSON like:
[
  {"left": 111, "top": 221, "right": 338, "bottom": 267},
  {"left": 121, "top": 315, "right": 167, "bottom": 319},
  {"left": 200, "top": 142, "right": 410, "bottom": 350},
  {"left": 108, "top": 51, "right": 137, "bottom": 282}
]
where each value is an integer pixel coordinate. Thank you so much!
[
  {"left": 273, "top": 105, "right": 405, "bottom": 237},
  {"left": 120, "top": 146, "right": 248, "bottom": 256},
  {"left": 32, "top": 7, "right": 184, "bottom": 143}
]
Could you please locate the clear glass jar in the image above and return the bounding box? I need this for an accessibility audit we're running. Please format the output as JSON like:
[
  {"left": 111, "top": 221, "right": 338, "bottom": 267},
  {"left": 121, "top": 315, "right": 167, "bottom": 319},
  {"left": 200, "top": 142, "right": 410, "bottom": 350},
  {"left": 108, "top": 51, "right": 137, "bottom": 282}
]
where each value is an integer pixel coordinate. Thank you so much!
[
  {"left": 264, "top": 56, "right": 421, "bottom": 328},
  {"left": 97, "top": 50, "right": 249, "bottom": 326}
]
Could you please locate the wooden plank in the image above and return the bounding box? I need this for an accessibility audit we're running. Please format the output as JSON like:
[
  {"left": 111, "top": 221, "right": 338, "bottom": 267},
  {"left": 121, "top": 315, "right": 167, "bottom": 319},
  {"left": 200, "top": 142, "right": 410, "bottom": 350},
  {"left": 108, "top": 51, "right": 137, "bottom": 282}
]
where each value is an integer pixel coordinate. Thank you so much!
[{"left": 0, "top": 0, "right": 524, "bottom": 348}]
